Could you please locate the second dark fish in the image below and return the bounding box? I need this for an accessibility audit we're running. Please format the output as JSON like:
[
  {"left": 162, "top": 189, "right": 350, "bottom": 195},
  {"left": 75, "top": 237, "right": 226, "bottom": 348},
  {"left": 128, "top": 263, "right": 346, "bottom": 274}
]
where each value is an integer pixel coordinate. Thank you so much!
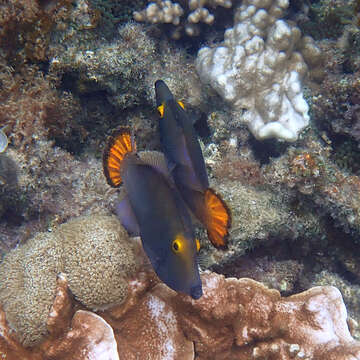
[{"left": 155, "top": 79, "right": 231, "bottom": 249}]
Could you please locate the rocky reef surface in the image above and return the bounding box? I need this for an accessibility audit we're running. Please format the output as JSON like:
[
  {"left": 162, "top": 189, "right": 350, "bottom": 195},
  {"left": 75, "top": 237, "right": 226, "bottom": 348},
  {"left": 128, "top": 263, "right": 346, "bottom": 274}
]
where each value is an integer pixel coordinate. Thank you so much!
[{"left": 1, "top": 0, "right": 360, "bottom": 358}]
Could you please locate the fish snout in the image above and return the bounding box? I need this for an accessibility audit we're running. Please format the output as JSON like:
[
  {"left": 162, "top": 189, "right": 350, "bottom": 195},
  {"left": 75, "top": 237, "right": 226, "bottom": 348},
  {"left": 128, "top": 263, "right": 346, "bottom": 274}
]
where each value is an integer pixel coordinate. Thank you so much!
[
  {"left": 155, "top": 80, "right": 173, "bottom": 105},
  {"left": 190, "top": 284, "right": 203, "bottom": 300}
]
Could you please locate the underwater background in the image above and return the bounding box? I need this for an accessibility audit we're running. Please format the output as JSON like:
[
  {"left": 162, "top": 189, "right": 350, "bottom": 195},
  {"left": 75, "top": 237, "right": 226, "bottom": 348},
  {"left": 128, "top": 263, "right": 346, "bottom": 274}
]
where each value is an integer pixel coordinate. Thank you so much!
[{"left": 0, "top": 0, "right": 360, "bottom": 358}]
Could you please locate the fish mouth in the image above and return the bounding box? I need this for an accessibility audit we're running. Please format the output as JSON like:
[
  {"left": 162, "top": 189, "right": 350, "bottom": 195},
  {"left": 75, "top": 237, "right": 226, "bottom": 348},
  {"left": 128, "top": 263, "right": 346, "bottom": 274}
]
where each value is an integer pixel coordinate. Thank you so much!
[{"left": 190, "top": 284, "right": 203, "bottom": 300}]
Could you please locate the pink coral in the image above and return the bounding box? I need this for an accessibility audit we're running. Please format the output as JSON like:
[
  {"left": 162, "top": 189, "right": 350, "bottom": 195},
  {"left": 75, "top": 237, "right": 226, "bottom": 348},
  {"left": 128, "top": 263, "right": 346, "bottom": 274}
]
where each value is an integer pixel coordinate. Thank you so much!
[
  {"left": 44, "top": 310, "right": 119, "bottom": 360},
  {"left": 1, "top": 270, "right": 359, "bottom": 359},
  {"left": 175, "top": 273, "right": 360, "bottom": 359}
]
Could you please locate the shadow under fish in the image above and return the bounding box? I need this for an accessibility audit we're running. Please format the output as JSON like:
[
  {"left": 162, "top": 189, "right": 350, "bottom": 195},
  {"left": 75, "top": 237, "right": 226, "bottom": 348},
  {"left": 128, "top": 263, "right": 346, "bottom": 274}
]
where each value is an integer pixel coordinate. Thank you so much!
[
  {"left": 103, "top": 126, "right": 203, "bottom": 300},
  {"left": 155, "top": 80, "right": 231, "bottom": 250}
]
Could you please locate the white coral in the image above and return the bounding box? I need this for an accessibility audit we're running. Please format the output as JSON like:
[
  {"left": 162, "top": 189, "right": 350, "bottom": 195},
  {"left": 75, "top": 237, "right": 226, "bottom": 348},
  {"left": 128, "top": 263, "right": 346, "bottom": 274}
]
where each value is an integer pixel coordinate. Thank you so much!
[
  {"left": 133, "top": 1, "right": 184, "bottom": 26},
  {"left": 196, "top": 0, "right": 321, "bottom": 141},
  {"left": 134, "top": 0, "right": 233, "bottom": 38}
]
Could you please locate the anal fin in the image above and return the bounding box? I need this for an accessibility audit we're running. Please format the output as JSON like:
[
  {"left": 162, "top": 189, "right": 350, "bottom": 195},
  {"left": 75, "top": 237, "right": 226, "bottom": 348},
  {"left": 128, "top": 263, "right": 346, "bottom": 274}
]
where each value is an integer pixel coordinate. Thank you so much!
[{"left": 204, "top": 188, "right": 231, "bottom": 250}]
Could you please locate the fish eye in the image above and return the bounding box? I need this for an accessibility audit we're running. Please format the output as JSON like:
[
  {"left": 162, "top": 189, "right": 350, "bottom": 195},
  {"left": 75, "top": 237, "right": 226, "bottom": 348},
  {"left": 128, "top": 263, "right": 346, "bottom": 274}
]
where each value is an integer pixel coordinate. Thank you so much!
[{"left": 172, "top": 239, "right": 182, "bottom": 253}]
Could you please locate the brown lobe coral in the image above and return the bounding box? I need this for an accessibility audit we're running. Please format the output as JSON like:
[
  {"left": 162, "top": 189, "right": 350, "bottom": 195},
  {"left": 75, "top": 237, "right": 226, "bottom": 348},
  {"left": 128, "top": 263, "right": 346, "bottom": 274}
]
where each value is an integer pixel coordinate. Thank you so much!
[
  {"left": 0, "top": 230, "right": 63, "bottom": 346},
  {"left": 60, "top": 215, "right": 138, "bottom": 310},
  {"left": 0, "top": 214, "right": 138, "bottom": 346}
]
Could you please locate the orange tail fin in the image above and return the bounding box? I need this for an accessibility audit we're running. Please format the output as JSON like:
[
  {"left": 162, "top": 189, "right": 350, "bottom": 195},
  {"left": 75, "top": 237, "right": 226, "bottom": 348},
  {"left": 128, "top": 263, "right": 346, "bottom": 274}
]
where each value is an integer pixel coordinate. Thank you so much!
[
  {"left": 103, "top": 126, "right": 135, "bottom": 187},
  {"left": 204, "top": 188, "right": 231, "bottom": 249}
]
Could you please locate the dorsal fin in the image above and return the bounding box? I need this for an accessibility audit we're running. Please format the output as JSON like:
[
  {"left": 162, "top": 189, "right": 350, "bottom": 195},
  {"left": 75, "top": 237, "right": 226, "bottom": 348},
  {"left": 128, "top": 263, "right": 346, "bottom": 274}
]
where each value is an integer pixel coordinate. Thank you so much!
[
  {"left": 103, "top": 126, "right": 135, "bottom": 187},
  {"left": 138, "top": 151, "right": 173, "bottom": 182}
]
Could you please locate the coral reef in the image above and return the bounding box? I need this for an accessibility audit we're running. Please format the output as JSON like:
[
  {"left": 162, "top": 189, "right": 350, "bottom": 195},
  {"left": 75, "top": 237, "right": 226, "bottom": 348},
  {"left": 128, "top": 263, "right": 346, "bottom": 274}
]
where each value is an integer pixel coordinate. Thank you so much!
[
  {"left": 309, "top": 30, "right": 360, "bottom": 147},
  {"left": 307, "top": 270, "right": 360, "bottom": 340},
  {"left": 299, "top": 0, "right": 359, "bottom": 40},
  {"left": 0, "top": 57, "right": 83, "bottom": 150},
  {"left": 1, "top": 272, "right": 359, "bottom": 359},
  {"left": 48, "top": 21, "right": 203, "bottom": 110},
  {"left": 0, "top": 229, "right": 62, "bottom": 346},
  {"left": 196, "top": 139, "right": 325, "bottom": 268},
  {"left": 175, "top": 273, "right": 360, "bottom": 359},
  {"left": 0, "top": 141, "right": 120, "bottom": 251},
  {"left": 60, "top": 215, "right": 137, "bottom": 310},
  {"left": 45, "top": 310, "right": 120, "bottom": 360},
  {"left": 133, "top": 0, "right": 233, "bottom": 38},
  {"left": 0, "top": 215, "right": 138, "bottom": 346},
  {"left": 0, "top": 275, "right": 119, "bottom": 359},
  {"left": 196, "top": 0, "right": 322, "bottom": 141},
  {"left": 221, "top": 256, "right": 304, "bottom": 295},
  {"left": 0, "top": 0, "right": 207, "bottom": 254},
  {"left": 262, "top": 133, "right": 360, "bottom": 235},
  {"left": 0, "top": 0, "right": 73, "bottom": 63},
  {"left": 1, "top": 0, "right": 360, "bottom": 357}
]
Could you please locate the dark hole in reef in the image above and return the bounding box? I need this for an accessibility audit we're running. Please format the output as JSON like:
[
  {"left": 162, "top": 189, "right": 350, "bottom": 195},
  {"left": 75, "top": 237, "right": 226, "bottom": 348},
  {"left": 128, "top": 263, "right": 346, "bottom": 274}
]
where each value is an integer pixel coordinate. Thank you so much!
[
  {"left": 57, "top": 72, "right": 123, "bottom": 155},
  {"left": 288, "top": 0, "right": 304, "bottom": 13},
  {"left": 0, "top": 154, "right": 19, "bottom": 186},
  {"left": 59, "top": 90, "right": 119, "bottom": 155},
  {"left": 37, "top": 0, "right": 69, "bottom": 11},
  {"left": 249, "top": 135, "right": 290, "bottom": 165},
  {"left": 193, "top": 111, "right": 212, "bottom": 141},
  {"left": 60, "top": 71, "right": 105, "bottom": 96},
  {"left": 79, "top": 91, "right": 119, "bottom": 129},
  {"left": 1, "top": 208, "right": 24, "bottom": 226},
  {"left": 37, "top": 60, "right": 50, "bottom": 75},
  {"left": 342, "top": 58, "right": 355, "bottom": 74},
  {"left": 179, "top": 26, "right": 227, "bottom": 56},
  {"left": 337, "top": 259, "right": 360, "bottom": 284},
  {"left": 60, "top": 72, "right": 80, "bottom": 93},
  {"left": 327, "top": 134, "right": 360, "bottom": 175},
  {"left": 53, "top": 128, "right": 84, "bottom": 155}
]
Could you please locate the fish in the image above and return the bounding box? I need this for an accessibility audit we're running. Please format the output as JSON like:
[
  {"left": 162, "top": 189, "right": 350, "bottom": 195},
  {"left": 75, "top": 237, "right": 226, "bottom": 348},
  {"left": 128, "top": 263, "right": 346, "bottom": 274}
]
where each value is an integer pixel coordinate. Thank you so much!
[
  {"left": 103, "top": 126, "right": 203, "bottom": 299},
  {"left": 155, "top": 79, "right": 231, "bottom": 249}
]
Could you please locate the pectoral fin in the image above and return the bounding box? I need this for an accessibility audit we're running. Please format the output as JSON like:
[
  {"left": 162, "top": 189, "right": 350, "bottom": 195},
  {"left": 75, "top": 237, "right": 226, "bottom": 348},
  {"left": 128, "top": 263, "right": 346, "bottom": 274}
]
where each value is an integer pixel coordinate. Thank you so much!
[{"left": 115, "top": 194, "right": 140, "bottom": 236}]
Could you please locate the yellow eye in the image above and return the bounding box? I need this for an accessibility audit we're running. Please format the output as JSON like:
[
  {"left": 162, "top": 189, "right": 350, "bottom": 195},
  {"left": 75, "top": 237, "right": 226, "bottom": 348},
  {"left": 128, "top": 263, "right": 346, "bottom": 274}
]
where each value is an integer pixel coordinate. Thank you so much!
[
  {"left": 172, "top": 238, "right": 184, "bottom": 253},
  {"left": 177, "top": 100, "right": 185, "bottom": 110},
  {"left": 196, "top": 238, "right": 200, "bottom": 252},
  {"left": 157, "top": 104, "right": 164, "bottom": 118}
]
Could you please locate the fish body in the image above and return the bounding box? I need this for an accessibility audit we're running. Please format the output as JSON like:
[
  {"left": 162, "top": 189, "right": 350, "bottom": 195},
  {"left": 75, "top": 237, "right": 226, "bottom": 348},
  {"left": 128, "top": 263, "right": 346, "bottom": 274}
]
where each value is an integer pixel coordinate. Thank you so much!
[
  {"left": 103, "top": 127, "right": 202, "bottom": 299},
  {"left": 155, "top": 80, "right": 231, "bottom": 249}
]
